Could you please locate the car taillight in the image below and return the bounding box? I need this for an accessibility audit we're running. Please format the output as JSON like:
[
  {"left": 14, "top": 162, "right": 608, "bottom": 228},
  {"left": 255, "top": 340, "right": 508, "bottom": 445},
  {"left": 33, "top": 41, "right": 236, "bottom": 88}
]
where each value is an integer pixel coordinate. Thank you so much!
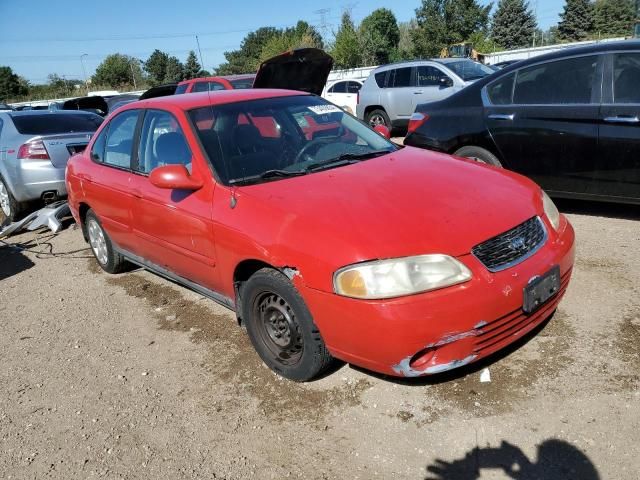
[
  {"left": 17, "top": 140, "right": 50, "bottom": 160},
  {"left": 407, "top": 112, "right": 429, "bottom": 134}
]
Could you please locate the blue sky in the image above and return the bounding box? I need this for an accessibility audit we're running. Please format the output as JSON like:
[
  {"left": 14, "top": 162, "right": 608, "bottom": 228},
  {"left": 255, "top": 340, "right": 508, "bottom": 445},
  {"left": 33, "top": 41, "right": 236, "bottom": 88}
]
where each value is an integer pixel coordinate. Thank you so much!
[{"left": 0, "top": 0, "right": 563, "bottom": 84}]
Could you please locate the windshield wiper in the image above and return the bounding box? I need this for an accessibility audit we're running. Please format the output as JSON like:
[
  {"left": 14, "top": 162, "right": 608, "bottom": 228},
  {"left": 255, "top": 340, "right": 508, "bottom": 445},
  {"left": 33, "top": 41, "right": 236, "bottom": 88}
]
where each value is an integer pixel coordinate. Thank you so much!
[
  {"left": 305, "top": 150, "right": 392, "bottom": 172},
  {"left": 228, "top": 169, "right": 305, "bottom": 186}
]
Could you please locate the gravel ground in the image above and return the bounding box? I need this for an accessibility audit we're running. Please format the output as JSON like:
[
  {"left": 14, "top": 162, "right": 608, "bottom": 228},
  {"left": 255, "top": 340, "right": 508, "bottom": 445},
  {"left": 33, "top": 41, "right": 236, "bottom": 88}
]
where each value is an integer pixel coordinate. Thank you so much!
[{"left": 0, "top": 200, "right": 638, "bottom": 479}]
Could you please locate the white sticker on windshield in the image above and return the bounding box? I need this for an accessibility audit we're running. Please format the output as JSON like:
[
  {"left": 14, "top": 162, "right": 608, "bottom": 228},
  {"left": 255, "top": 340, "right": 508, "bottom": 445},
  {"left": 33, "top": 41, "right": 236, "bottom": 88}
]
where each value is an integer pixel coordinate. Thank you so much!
[{"left": 307, "top": 105, "right": 343, "bottom": 114}]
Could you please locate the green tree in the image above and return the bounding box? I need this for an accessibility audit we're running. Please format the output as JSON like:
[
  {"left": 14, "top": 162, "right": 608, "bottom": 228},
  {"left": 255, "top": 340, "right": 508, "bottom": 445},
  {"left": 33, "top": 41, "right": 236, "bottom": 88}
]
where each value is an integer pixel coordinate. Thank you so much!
[
  {"left": 0, "top": 66, "right": 28, "bottom": 101},
  {"left": 412, "top": 0, "right": 492, "bottom": 58},
  {"left": 391, "top": 20, "right": 418, "bottom": 61},
  {"left": 558, "top": 0, "right": 594, "bottom": 41},
  {"left": 359, "top": 8, "right": 400, "bottom": 64},
  {"left": 92, "top": 54, "right": 143, "bottom": 88},
  {"left": 259, "top": 21, "right": 324, "bottom": 62},
  {"left": 183, "top": 51, "right": 201, "bottom": 80},
  {"left": 331, "top": 12, "right": 361, "bottom": 68},
  {"left": 164, "top": 56, "right": 184, "bottom": 82},
  {"left": 144, "top": 49, "right": 169, "bottom": 86},
  {"left": 593, "top": 0, "right": 635, "bottom": 37},
  {"left": 492, "top": 0, "right": 537, "bottom": 49},
  {"left": 216, "top": 27, "right": 280, "bottom": 74}
]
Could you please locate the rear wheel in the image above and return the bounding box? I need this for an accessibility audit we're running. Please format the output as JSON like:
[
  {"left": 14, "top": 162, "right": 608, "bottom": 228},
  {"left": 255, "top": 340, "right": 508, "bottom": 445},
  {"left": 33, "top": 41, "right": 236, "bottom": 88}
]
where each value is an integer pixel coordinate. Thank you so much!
[
  {"left": 85, "top": 210, "right": 128, "bottom": 274},
  {"left": 242, "top": 268, "right": 334, "bottom": 382},
  {"left": 366, "top": 109, "right": 391, "bottom": 129},
  {"left": 454, "top": 146, "right": 502, "bottom": 167},
  {"left": 0, "top": 176, "right": 24, "bottom": 223}
]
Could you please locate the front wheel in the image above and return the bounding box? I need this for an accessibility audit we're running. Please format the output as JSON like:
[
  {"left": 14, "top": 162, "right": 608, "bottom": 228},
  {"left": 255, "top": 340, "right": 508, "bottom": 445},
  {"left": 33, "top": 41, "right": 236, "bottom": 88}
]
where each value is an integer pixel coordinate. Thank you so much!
[
  {"left": 241, "top": 268, "right": 334, "bottom": 381},
  {"left": 453, "top": 146, "right": 502, "bottom": 167}
]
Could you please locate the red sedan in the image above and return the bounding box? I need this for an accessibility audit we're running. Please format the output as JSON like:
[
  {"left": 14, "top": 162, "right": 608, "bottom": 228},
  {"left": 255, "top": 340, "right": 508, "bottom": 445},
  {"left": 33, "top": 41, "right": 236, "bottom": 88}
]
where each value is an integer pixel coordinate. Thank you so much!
[
  {"left": 174, "top": 74, "right": 256, "bottom": 94},
  {"left": 66, "top": 89, "right": 575, "bottom": 381}
]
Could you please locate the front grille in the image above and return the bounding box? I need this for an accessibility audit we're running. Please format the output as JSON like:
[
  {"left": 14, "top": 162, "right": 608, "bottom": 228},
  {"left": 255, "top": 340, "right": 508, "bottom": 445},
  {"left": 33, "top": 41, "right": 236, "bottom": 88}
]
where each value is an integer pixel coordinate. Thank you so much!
[{"left": 472, "top": 217, "right": 546, "bottom": 271}]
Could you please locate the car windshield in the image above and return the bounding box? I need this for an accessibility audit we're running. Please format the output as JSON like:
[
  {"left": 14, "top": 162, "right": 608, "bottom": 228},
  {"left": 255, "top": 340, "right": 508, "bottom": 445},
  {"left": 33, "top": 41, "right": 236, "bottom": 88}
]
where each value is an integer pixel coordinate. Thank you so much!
[
  {"left": 11, "top": 113, "right": 103, "bottom": 134},
  {"left": 439, "top": 60, "right": 494, "bottom": 81},
  {"left": 189, "top": 95, "right": 396, "bottom": 185}
]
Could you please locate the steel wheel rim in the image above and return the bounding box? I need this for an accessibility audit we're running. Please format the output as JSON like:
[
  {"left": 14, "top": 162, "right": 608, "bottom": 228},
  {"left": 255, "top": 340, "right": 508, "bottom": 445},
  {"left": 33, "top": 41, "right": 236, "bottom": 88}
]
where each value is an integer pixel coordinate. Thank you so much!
[
  {"left": 254, "top": 292, "right": 303, "bottom": 366},
  {"left": 0, "top": 182, "right": 10, "bottom": 217},
  {"left": 87, "top": 218, "right": 109, "bottom": 266},
  {"left": 467, "top": 156, "right": 487, "bottom": 164},
  {"left": 369, "top": 114, "right": 386, "bottom": 127}
]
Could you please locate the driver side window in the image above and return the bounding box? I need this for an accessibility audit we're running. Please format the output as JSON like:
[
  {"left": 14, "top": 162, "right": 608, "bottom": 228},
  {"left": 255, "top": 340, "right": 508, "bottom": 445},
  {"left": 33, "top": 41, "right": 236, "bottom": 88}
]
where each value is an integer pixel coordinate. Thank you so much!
[{"left": 135, "top": 110, "right": 192, "bottom": 175}]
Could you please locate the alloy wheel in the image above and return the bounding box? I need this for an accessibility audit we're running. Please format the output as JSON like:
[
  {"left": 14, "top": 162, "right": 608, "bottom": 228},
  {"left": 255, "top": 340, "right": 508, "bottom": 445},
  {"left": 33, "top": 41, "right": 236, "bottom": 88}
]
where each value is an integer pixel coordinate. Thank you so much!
[
  {"left": 0, "top": 181, "right": 10, "bottom": 217},
  {"left": 369, "top": 114, "right": 386, "bottom": 127},
  {"left": 87, "top": 218, "right": 109, "bottom": 266}
]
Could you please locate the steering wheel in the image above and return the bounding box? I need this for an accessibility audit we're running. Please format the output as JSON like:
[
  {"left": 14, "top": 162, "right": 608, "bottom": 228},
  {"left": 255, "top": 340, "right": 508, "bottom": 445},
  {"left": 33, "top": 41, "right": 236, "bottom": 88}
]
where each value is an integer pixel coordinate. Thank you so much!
[{"left": 293, "top": 136, "right": 336, "bottom": 164}]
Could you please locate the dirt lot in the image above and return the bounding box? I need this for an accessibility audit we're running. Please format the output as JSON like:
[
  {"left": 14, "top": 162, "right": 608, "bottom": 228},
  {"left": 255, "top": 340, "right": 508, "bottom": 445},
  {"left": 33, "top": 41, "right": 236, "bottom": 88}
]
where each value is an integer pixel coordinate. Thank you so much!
[{"left": 0, "top": 200, "right": 639, "bottom": 479}]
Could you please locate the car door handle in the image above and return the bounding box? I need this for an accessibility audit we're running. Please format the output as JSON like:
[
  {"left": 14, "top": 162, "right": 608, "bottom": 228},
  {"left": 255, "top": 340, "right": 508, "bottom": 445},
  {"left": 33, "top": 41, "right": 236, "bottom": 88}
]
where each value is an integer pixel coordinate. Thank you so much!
[
  {"left": 413, "top": 91, "right": 424, "bottom": 95},
  {"left": 488, "top": 114, "right": 515, "bottom": 121},
  {"left": 604, "top": 115, "right": 639, "bottom": 124}
]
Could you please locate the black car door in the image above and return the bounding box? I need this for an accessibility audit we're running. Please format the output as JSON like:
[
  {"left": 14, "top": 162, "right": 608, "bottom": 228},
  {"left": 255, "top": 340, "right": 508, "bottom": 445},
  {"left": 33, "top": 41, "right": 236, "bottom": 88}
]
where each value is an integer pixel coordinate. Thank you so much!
[
  {"left": 596, "top": 51, "right": 640, "bottom": 201},
  {"left": 484, "top": 54, "right": 603, "bottom": 195}
]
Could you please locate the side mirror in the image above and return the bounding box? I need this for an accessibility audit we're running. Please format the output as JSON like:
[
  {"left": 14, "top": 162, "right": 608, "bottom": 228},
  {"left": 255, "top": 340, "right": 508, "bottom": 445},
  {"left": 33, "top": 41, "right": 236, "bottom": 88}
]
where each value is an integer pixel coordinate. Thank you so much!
[
  {"left": 439, "top": 76, "right": 454, "bottom": 88},
  {"left": 373, "top": 124, "right": 391, "bottom": 139},
  {"left": 149, "top": 164, "right": 203, "bottom": 191}
]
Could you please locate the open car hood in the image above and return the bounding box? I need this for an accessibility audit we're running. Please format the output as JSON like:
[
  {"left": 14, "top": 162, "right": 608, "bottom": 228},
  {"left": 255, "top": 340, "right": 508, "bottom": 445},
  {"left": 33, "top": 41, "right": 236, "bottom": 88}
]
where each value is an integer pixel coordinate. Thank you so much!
[
  {"left": 253, "top": 48, "right": 333, "bottom": 96},
  {"left": 140, "top": 83, "right": 177, "bottom": 100},
  {"left": 62, "top": 96, "right": 108, "bottom": 116}
]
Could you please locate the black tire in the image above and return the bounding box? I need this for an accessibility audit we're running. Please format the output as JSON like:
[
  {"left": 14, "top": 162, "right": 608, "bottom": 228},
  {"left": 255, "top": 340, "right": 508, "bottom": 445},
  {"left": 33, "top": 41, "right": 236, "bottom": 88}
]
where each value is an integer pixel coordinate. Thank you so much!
[
  {"left": 85, "top": 209, "right": 128, "bottom": 274},
  {"left": 241, "top": 268, "right": 334, "bottom": 382},
  {"left": 366, "top": 109, "right": 391, "bottom": 129},
  {"left": 454, "top": 146, "right": 503, "bottom": 167},
  {"left": 0, "top": 176, "right": 24, "bottom": 223}
]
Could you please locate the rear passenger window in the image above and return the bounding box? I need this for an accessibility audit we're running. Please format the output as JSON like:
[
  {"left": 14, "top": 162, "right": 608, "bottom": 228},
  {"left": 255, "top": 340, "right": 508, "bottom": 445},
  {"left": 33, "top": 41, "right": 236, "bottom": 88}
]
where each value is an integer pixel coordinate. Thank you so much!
[
  {"left": 136, "top": 110, "right": 192, "bottom": 174},
  {"left": 487, "top": 72, "right": 515, "bottom": 105},
  {"left": 329, "top": 82, "right": 347, "bottom": 93},
  {"left": 374, "top": 71, "right": 387, "bottom": 88},
  {"left": 388, "top": 67, "right": 412, "bottom": 88},
  {"left": 613, "top": 53, "right": 640, "bottom": 104},
  {"left": 174, "top": 84, "right": 188, "bottom": 95},
  {"left": 513, "top": 55, "right": 598, "bottom": 105},
  {"left": 104, "top": 110, "right": 139, "bottom": 169}
]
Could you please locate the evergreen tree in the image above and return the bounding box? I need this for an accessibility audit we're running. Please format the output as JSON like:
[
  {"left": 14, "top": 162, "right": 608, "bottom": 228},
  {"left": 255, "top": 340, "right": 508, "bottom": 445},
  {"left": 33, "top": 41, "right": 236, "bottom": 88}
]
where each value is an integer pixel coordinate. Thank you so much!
[
  {"left": 164, "top": 56, "right": 184, "bottom": 83},
  {"left": 331, "top": 12, "right": 361, "bottom": 68},
  {"left": 492, "top": 0, "right": 537, "bottom": 49},
  {"left": 216, "top": 27, "right": 280, "bottom": 74},
  {"left": 144, "top": 49, "right": 169, "bottom": 86},
  {"left": 92, "top": 54, "right": 143, "bottom": 88},
  {"left": 412, "top": 0, "right": 492, "bottom": 58},
  {"left": 359, "top": 8, "right": 400, "bottom": 64},
  {"left": 593, "top": 0, "right": 635, "bottom": 37},
  {"left": 558, "top": 0, "right": 594, "bottom": 41},
  {"left": 183, "top": 51, "right": 201, "bottom": 80}
]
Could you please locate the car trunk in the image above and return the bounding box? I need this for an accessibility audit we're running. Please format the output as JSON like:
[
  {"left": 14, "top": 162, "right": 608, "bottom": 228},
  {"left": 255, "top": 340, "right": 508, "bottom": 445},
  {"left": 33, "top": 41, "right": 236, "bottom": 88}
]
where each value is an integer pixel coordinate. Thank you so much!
[
  {"left": 40, "top": 133, "right": 94, "bottom": 168},
  {"left": 253, "top": 48, "right": 333, "bottom": 95}
]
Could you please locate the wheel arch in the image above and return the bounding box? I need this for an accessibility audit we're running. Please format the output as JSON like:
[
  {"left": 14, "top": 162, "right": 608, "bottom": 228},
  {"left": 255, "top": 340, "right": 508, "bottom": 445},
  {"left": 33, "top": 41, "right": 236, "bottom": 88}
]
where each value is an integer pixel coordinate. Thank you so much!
[{"left": 78, "top": 202, "right": 92, "bottom": 241}]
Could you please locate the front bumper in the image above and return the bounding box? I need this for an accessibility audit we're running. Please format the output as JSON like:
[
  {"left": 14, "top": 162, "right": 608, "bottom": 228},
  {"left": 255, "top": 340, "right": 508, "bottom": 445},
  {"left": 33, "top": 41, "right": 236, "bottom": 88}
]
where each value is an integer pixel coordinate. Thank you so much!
[{"left": 300, "top": 216, "right": 575, "bottom": 377}]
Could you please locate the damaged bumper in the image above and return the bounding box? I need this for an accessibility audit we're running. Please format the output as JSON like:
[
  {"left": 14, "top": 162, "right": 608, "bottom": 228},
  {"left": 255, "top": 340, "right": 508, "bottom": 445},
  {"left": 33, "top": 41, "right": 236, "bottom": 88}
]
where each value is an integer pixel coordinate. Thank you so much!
[{"left": 300, "top": 219, "right": 575, "bottom": 378}]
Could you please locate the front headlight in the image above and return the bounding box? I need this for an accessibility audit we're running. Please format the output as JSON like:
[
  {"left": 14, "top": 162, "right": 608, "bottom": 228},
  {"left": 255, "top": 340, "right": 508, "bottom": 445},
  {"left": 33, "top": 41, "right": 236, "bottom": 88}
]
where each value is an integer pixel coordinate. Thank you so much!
[
  {"left": 542, "top": 190, "right": 560, "bottom": 231},
  {"left": 334, "top": 254, "right": 472, "bottom": 300}
]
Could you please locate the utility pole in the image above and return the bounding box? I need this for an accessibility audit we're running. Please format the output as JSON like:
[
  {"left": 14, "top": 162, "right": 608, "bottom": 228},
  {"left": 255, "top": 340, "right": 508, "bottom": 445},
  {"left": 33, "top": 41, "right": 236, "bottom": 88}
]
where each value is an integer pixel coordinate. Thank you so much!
[
  {"left": 130, "top": 61, "right": 137, "bottom": 89},
  {"left": 80, "top": 53, "right": 88, "bottom": 92}
]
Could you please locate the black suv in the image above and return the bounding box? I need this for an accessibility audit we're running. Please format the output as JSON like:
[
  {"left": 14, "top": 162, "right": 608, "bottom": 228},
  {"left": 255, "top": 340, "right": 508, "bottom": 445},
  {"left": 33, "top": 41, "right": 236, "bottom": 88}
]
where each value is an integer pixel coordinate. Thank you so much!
[{"left": 404, "top": 40, "right": 640, "bottom": 205}]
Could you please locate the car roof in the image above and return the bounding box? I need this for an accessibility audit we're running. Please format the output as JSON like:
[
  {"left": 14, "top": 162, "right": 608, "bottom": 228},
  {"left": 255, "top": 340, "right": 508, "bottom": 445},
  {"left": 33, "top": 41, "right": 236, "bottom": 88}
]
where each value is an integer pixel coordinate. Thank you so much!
[
  {"left": 492, "top": 40, "right": 640, "bottom": 75},
  {"left": 5, "top": 110, "right": 101, "bottom": 118},
  {"left": 125, "top": 88, "right": 309, "bottom": 111},
  {"left": 177, "top": 74, "right": 256, "bottom": 85}
]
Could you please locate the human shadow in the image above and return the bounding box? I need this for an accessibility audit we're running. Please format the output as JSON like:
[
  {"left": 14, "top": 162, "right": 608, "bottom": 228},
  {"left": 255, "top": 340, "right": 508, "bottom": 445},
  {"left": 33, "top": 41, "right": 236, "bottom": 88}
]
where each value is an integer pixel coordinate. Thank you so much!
[
  {"left": 425, "top": 439, "right": 600, "bottom": 480},
  {"left": 555, "top": 198, "right": 640, "bottom": 221},
  {"left": 0, "top": 247, "right": 35, "bottom": 281}
]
